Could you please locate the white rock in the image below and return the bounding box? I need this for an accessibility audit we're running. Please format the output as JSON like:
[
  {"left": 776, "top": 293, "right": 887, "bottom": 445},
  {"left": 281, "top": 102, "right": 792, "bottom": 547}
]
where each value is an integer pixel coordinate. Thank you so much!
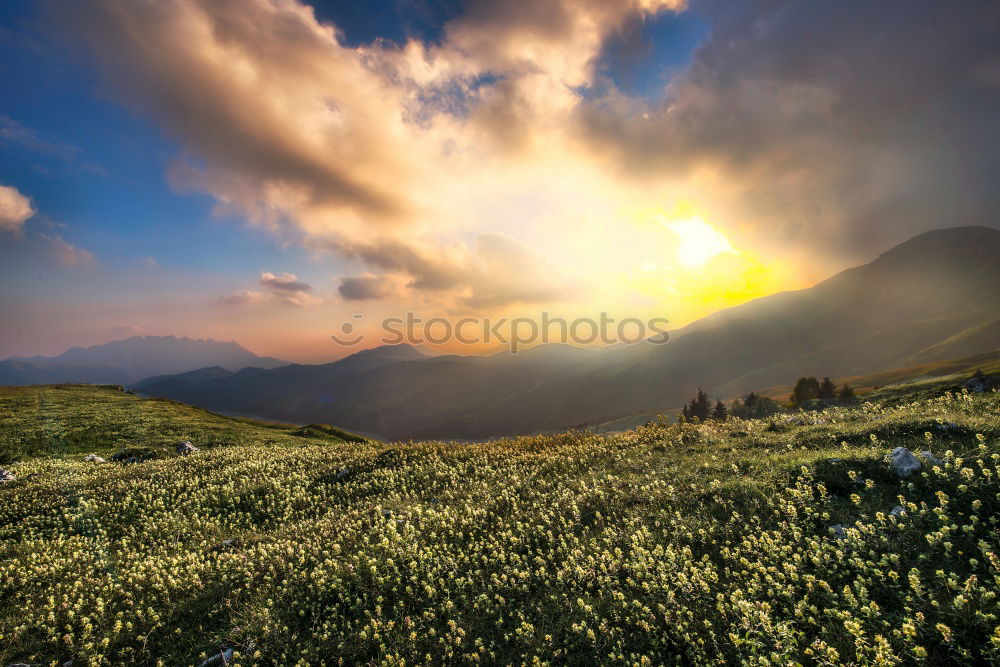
[
  {"left": 0, "top": 468, "right": 14, "bottom": 483},
  {"left": 890, "top": 447, "right": 921, "bottom": 477},
  {"left": 176, "top": 441, "right": 199, "bottom": 455},
  {"left": 83, "top": 454, "right": 106, "bottom": 463},
  {"left": 890, "top": 505, "right": 906, "bottom": 517}
]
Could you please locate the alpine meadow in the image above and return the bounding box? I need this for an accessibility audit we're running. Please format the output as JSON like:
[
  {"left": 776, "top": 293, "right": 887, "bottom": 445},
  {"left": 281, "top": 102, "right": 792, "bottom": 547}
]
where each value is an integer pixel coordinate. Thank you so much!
[
  {"left": 3, "top": 1, "right": 1000, "bottom": 665},
  {"left": 2, "top": 378, "right": 1000, "bottom": 665}
]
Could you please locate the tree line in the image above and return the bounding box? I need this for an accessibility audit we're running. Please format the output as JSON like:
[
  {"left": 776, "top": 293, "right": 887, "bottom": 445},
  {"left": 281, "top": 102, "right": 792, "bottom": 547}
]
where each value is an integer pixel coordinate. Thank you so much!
[
  {"left": 789, "top": 376, "right": 854, "bottom": 407},
  {"left": 680, "top": 376, "right": 855, "bottom": 422}
]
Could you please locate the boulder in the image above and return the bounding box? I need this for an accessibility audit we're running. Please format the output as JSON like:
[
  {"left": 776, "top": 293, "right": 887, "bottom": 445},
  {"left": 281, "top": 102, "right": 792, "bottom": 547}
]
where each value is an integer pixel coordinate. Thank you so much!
[
  {"left": 199, "top": 648, "right": 234, "bottom": 667},
  {"left": 0, "top": 468, "right": 14, "bottom": 483},
  {"left": 965, "top": 376, "right": 991, "bottom": 393},
  {"left": 919, "top": 450, "right": 942, "bottom": 465},
  {"left": 83, "top": 454, "right": 106, "bottom": 463},
  {"left": 176, "top": 441, "right": 199, "bottom": 455},
  {"left": 890, "top": 447, "right": 921, "bottom": 477},
  {"left": 829, "top": 524, "right": 847, "bottom": 541},
  {"left": 890, "top": 505, "right": 906, "bottom": 517}
]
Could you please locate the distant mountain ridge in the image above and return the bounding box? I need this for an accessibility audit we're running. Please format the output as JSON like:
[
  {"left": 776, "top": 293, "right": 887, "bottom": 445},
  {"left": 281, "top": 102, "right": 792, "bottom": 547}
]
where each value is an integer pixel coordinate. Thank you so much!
[
  {"left": 131, "top": 227, "right": 1000, "bottom": 439},
  {"left": 0, "top": 336, "right": 287, "bottom": 386}
]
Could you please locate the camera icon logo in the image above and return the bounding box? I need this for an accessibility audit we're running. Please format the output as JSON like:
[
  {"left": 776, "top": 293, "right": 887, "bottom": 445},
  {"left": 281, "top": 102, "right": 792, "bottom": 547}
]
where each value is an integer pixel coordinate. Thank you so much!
[{"left": 330, "top": 313, "right": 365, "bottom": 346}]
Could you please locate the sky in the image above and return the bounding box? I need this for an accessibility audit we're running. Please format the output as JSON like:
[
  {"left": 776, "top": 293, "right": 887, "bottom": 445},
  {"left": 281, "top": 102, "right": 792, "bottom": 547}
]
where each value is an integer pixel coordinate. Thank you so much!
[{"left": 1, "top": 0, "right": 998, "bottom": 362}]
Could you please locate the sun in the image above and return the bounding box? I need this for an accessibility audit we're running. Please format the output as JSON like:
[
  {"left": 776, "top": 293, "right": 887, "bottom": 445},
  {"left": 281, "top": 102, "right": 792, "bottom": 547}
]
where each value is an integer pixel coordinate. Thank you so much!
[{"left": 661, "top": 216, "right": 737, "bottom": 269}]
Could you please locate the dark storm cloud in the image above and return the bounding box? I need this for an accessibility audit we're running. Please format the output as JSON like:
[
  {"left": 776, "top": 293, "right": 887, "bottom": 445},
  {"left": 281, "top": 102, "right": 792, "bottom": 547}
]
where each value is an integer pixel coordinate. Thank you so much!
[{"left": 576, "top": 0, "right": 1000, "bottom": 256}]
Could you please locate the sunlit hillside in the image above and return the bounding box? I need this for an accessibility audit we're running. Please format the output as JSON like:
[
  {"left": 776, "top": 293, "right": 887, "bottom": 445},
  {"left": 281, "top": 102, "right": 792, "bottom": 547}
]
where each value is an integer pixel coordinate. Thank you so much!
[{"left": 2, "top": 383, "right": 999, "bottom": 665}]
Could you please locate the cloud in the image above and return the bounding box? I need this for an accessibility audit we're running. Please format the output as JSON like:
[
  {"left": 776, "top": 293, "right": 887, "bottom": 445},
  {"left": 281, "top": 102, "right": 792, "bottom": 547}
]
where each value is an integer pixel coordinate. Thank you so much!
[
  {"left": 464, "top": 233, "right": 575, "bottom": 308},
  {"left": 0, "top": 186, "right": 97, "bottom": 265},
  {"left": 65, "top": 0, "right": 425, "bottom": 232},
  {"left": 219, "top": 289, "right": 266, "bottom": 306},
  {"left": 398, "top": 0, "right": 687, "bottom": 143},
  {"left": 326, "top": 232, "right": 573, "bottom": 308},
  {"left": 38, "top": 233, "right": 96, "bottom": 266},
  {"left": 1, "top": 116, "right": 79, "bottom": 161},
  {"left": 59, "top": 0, "right": 682, "bottom": 308},
  {"left": 259, "top": 271, "right": 313, "bottom": 294},
  {"left": 573, "top": 0, "right": 1000, "bottom": 256},
  {"left": 222, "top": 272, "right": 319, "bottom": 307},
  {"left": 338, "top": 273, "right": 400, "bottom": 301},
  {"left": 259, "top": 271, "right": 319, "bottom": 306},
  {"left": 0, "top": 184, "right": 34, "bottom": 234},
  {"left": 57, "top": 0, "right": 1000, "bottom": 307}
]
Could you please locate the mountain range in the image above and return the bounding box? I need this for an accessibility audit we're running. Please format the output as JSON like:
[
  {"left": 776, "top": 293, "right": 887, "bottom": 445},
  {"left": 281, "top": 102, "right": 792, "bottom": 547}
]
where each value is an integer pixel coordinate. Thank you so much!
[
  {"left": 130, "top": 226, "right": 1000, "bottom": 440},
  {"left": 0, "top": 336, "right": 287, "bottom": 385}
]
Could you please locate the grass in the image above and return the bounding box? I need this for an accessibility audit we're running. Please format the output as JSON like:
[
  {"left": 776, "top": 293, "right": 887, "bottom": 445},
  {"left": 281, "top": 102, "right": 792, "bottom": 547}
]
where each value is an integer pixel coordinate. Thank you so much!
[
  {"left": 0, "top": 384, "right": 366, "bottom": 463},
  {"left": 1, "top": 384, "right": 999, "bottom": 664}
]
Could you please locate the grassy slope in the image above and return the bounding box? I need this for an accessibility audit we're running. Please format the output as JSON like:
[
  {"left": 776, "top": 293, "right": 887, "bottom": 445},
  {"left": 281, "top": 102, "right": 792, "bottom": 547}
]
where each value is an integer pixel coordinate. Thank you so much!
[
  {"left": 0, "top": 384, "right": 366, "bottom": 463},
  {"left": 754, "top": 348, "right": 1000, "bottom": 402},
  {"left": 1, "top": 384, "right": 999, "bottom": 664},
  {"left": 592, "top": 349, "right": 1000, "bottom": 432}
]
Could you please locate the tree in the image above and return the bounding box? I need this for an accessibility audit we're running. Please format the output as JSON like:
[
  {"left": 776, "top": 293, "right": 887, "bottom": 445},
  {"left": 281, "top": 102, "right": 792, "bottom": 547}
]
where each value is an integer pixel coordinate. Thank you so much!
[
  {"left": 682, "top": 388, "right": 712, "bottom": 422},
  {"left": 838, "top": 383, "right": 855, "bottom": 399},
  {"left": 790, "top": 377, "right": 820, "bottom": 407},
  {"left": 818, "top": 377, "right": 837, "bottom": 399},
  {"left": 712, "top": 399, "right": 728, "bottom": 421},
  {"left": 729, "top": 391, "right": 781, "bottom": 420}
]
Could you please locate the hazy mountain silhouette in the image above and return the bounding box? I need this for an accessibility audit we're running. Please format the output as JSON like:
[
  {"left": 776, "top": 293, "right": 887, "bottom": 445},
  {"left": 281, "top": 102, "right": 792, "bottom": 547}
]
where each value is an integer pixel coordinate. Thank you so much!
[
  {"left": 100, "top": 227, "right": 1000, "bottom": 438},
  {"left": 0, "top": 336, "right": 287, "bottom": 385}
]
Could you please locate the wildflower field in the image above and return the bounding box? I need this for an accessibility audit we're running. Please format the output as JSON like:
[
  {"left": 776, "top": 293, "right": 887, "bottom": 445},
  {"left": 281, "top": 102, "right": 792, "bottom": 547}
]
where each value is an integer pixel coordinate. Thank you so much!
[{"left": 1, "top": 383, "right": 999, "bottom": 665}]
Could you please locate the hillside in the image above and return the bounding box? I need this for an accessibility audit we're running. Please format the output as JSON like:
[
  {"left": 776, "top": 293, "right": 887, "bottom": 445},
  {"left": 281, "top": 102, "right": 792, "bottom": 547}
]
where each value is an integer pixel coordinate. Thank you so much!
[
  {"left": 726, "top": 347, "right": 1000, "bottom": 405},
  {"left": 1, "top": 383, "right": 999, "bottom": 664},
  {"left": 0, "top": 336, "right": 287, "bottom": 386},
  {"left": 0, "top": 384, "right": 365, "bottom": 463},
  {"left": 133, "top": 226, "right": 1000, "bottom": 439},
  {"left": 591, "top": 349, "right": 1000, "bottom": 433}
]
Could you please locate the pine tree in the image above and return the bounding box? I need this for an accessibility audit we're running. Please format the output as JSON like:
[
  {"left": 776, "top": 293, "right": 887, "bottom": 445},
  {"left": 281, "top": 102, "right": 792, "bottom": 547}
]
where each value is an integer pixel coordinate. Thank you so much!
[
  {"left": 712, "top": 399, "right": 728, "bottom": 421},
  {"left": 818, "top": 377, "right": 837, "bottom": 399},
  {"left": 730, "top": 390, "right": 781, "bottom": 419},
  {"left": 838, "top": 383, "right": 855, "bottom": 399},
  {"left": 682, "top": 388, "right": 712, "bottom": 422},
  {"left": 790, "top": 377, "right": 820, "bottom": 407}
]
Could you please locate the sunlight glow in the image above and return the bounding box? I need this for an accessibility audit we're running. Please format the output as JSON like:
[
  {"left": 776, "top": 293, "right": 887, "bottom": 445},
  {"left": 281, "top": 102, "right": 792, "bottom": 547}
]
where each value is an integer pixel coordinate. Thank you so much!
[{"left": 663, "top": 217, "right": 737, "bottom": 268}]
